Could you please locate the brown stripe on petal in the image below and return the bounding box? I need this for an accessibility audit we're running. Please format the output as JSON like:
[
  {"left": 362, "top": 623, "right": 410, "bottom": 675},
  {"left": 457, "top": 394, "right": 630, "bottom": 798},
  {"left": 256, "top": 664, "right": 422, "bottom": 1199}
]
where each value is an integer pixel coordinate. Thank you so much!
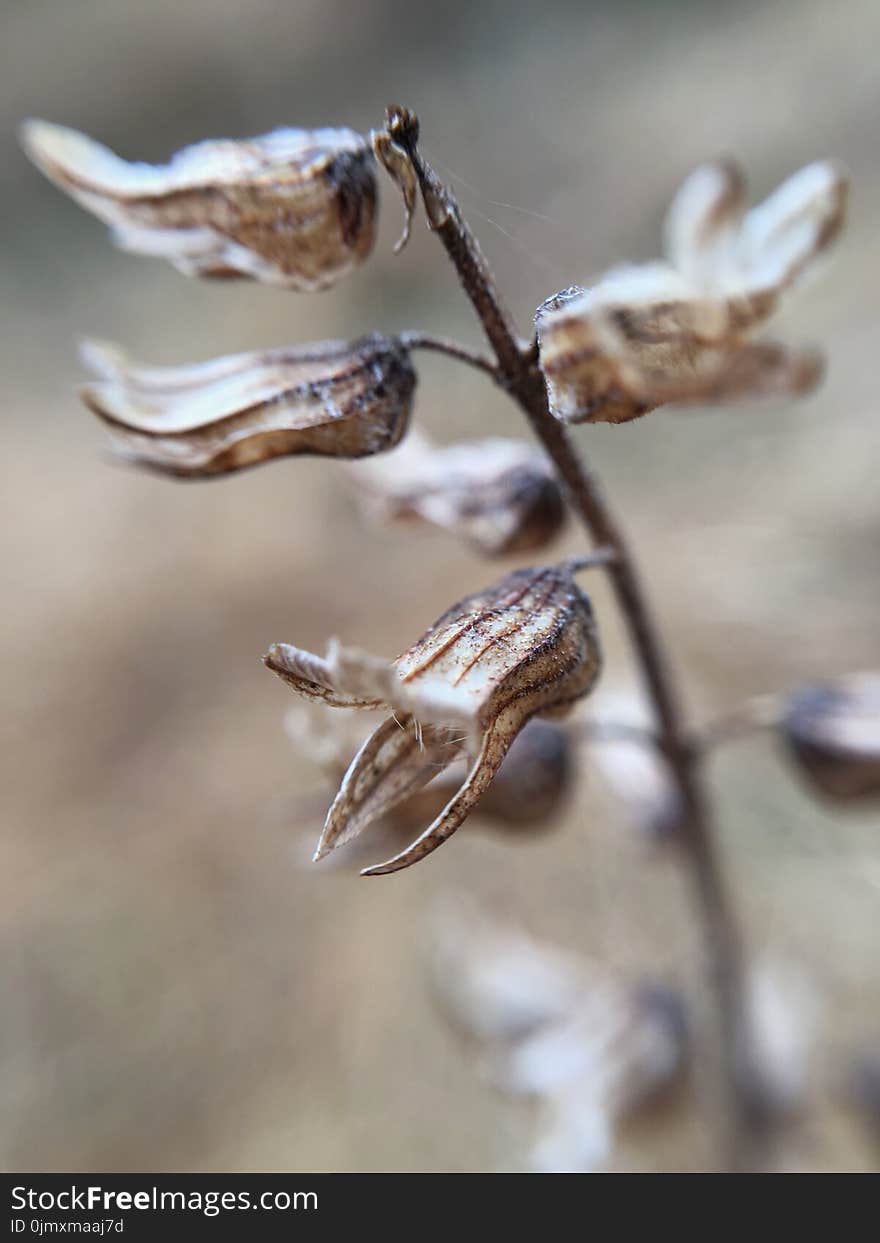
[{"left": 393, "top": 564, "right": 601, "bottom": 734}]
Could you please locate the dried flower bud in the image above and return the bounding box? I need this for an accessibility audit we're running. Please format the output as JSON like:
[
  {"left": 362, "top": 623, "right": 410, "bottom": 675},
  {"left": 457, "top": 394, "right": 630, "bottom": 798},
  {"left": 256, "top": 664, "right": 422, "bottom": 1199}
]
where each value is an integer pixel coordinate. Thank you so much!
[
  {"left": 264, "top": 561, "right": 601, "bottom": 874},
  {"left": 344, "top": 432, "right": 566, "bottom": 556},
  {"left": 536, "top": 159, "right": 846, "bottom": 424},
  {"left": 21, "top": 120, "right": 377, "bottom": 289},
  {"left": 79, "top": 334, "right": 416, "bottom": 477},
  {"left": 780, "top": 675, "right": 880, "bottom": 802}
]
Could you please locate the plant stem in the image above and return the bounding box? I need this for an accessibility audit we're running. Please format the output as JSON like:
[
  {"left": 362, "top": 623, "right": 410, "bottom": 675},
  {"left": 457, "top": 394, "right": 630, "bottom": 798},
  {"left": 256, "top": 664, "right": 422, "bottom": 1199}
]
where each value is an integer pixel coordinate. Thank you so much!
[
  {"left": 400, "top": 332, "right": 499, "bottom": 380},
  {"left": 386, "top": 105, "right": 759, "bottom": 1168}
]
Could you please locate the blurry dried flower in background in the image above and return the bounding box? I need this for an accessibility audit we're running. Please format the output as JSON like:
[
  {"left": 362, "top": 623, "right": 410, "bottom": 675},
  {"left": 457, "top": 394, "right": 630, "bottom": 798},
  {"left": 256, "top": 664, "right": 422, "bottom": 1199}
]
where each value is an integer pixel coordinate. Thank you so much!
[
  {"left": 20, "top": 120, "right": 377, "bottom": 289},
  {"left": 79, "top": 335, "right": 416, "bottom": 476},
  {"left": 343, "top": 430, "right": 566, "bottom": 556},
  {"left": 779, "top": 675, "right": 880, "bottom": 803},
  {"left": 428, "top": 898, "right": 689, "bottom": 1172},
  {"left": 536, "top": 159, "right": 846, "bottom": 423},
  {"left": 745, "top": 958, "right": 821, "bottom": 1122},
  {"left": 265, "top": 562, "right": 601, "bottom": 873}
]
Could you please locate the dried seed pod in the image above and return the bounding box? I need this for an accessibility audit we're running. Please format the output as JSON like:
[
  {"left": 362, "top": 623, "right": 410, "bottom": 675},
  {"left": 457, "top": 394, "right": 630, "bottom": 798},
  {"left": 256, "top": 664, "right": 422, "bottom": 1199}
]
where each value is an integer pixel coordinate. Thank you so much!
[
  {"left": 345, "top": 432, "right": 566, "bottom": 556},
  {"left": 79, "top": 334, "right": 416, "bottom": 477},
  {"left": 780, "top": 675, "right": 880, "bottom": 802},
  {"left": 536, "top": 159, "right": 846, "bottom": 424},
  {"left": 264, "top": 561, "right": 601, "bottom": 874},
  {"left": 21, "top": 120, "right": 377, "bottom": 289}
]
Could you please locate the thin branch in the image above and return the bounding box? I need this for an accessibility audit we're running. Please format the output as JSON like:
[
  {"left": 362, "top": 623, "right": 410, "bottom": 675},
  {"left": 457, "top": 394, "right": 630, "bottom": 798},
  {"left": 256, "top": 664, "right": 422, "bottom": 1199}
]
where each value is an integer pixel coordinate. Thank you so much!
[
  {"left": 569, "top": 718, "right": 661, "bottom": 748},
  {"left": 691, "top": 693, "right": 783, "bottom": 753},
  {"left": 387, "top": 104, "right": 760, "bottom": 1170},
  {"left": 399, "top": 331, "right": 499, "bottom": 381},
  {"left": 566, "top": 546, "right": 618, "bottom": 573}
]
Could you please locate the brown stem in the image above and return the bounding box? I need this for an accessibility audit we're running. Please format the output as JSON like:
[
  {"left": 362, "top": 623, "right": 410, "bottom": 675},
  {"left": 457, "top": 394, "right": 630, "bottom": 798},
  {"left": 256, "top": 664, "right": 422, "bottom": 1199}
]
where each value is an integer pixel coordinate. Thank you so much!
[
  {"left": 386, "top": 105, "right": 759, "bottom": 1168},
  {"left": 400, "top": 332, "right": 499, "bottom": 381}
]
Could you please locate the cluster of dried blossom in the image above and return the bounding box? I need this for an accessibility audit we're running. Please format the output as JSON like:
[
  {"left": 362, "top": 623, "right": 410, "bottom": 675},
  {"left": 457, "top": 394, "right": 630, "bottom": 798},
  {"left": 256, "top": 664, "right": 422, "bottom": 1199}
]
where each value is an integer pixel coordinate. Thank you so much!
[{"left": 22, "top": 107, "right": 880, "bottom": 1169}]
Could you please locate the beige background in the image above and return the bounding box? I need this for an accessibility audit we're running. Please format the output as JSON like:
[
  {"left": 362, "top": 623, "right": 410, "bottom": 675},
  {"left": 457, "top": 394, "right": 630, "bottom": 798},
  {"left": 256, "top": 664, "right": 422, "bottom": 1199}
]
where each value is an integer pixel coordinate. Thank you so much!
[{"left": 2, "top": 0, "right": 878, "bottom": 1170}]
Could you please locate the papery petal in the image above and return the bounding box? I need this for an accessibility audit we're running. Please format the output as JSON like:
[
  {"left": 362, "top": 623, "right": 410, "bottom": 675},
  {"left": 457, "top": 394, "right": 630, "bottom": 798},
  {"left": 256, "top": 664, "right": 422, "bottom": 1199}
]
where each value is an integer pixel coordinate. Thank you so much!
[
  {"left": 360, "top": 713, "right": 515, "bottom": 875},
  {"left": 613, "top": 338, "right": 822, "bottom": 408},
  {"left": 263, "top": 641, "right": 390, "bottom": 710},
  {"left": 80, "top": 334, "right": 415, "bottom": 476},
  {"left": 664, "top": 160, "right": 745, "bottom": 286},
  {"left": 315, "top": 715, "right": 466, "bottom": 860},
  {"left": 736, "top": 161, "right": 847, "bottom": 294},
  {"left": 21, "top": 120, "right": 377, "bottom": 289}
]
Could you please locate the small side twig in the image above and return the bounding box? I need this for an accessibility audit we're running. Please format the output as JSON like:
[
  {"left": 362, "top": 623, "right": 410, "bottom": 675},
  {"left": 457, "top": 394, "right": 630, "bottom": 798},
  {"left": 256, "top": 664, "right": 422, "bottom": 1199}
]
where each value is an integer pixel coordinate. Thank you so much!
[
  {"left": 690, "top": 694, "right": 783, "bottom": 754},
  {"left": 400, "top": 331, "right": 500, "bottom": 382}
]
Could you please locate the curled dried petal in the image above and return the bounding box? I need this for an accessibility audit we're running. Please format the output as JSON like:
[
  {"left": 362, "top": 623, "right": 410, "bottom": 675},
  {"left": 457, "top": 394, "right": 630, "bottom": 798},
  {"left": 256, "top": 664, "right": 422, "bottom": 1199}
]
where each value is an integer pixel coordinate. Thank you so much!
[
  {"left": 346, "top": 432, "right": 566, "bottom": 556},
  {"left": 81, "top": 334, "right": 416, "bottom": 476},
  {"left": 264, "top": 639, "right": 397, "bottom": 710},
  {"left": 371, "top": 130, "right": 417, "bottom": 253},
  {"left": 360, "top": 714, "right": 517, "bottom": 875},
  {"left": 475, "top": 718, "right": 572, "bottom": 826},
  {"left": 781, "top": 674, "right": 880, "bottom": 803},
  {"left": 21, "top": 120, "right": 377, "bottom": 289},
  {"left": 315, "top": 716, "right": 465, "bottom": 860}
]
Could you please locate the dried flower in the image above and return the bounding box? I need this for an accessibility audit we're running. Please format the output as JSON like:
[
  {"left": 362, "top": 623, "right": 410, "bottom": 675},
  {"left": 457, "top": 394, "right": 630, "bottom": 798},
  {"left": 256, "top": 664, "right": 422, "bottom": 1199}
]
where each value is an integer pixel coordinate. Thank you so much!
[
  {"left": 79, "top": 334, "right": 416, "bottom": 477},
  {"left": 264, "top": 562, "right": 601, "bottom": 874},
  {"left": 343, "top": 431, "right": 566, "bottom": 556},
  {"left": 20, "top": 120, "right": 377, "bottom": 289},
  {"left": 746, "top": 958, "right": 820, "bottom": 1120},
  {"left": 780, "top": 674, "right": 880, "bottom": 802},
  {"left": 536, "top": 159, "right": 846, "bottom": 423},
  {"left": 428, "top": 899, "right": 689, "bottom": 1172}
]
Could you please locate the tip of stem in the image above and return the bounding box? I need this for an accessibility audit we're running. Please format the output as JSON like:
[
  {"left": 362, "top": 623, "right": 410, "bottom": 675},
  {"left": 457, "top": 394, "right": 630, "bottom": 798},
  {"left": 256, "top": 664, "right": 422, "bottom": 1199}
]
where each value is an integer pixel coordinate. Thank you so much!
[{"left": 385, "top": 104, "right": 419, "bottom": 147}]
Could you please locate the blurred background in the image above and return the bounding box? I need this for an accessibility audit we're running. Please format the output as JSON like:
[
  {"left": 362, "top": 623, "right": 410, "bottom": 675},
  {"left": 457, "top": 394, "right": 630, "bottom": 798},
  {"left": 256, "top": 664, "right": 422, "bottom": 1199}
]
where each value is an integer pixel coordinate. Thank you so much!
[{"left": 2, "top": 0, "right": 879, "bottom": 1171}]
